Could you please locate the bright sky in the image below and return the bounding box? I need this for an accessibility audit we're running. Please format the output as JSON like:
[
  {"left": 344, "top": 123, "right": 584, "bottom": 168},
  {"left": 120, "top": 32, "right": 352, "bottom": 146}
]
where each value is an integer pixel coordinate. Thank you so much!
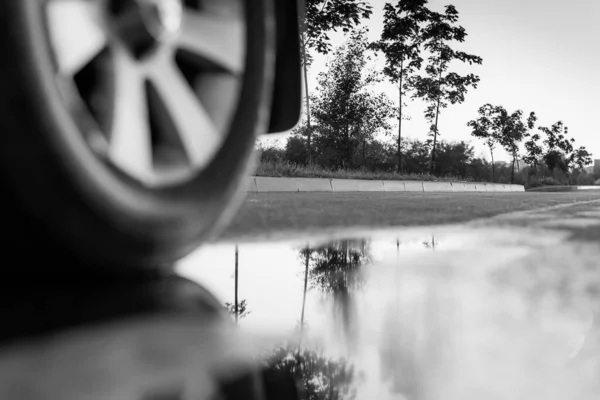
[{"left": 265, "top": 0, "right": 600, "bottom": 163}]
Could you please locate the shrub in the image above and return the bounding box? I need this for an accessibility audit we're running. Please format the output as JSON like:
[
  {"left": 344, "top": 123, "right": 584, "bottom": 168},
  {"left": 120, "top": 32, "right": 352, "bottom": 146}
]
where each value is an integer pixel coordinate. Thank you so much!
[
  {"left": 576, "top": 173, "right": 596, "bottom": 186},
  {"left": 253, "top": 159, "right": 458, "bottom": 182}
]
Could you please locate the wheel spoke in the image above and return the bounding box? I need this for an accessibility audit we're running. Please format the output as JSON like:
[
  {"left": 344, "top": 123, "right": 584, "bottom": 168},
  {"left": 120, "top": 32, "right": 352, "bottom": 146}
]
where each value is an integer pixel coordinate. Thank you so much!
[
  {"left": 148, "top": 54, "right": 221, "bottom": 169},
  {"left": 177, "top": 9, "right": 244, "bottom": 74},
  {"left": 46, "top": 0, "right": 108, "bottom": 76},
  {"left": 108, "top": 47, "right": 153, "bottom": 180}
]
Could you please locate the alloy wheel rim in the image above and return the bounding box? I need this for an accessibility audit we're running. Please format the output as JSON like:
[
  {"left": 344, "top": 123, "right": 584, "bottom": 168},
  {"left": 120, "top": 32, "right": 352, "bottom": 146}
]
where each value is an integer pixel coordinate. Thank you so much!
[{"left": 44, "top": 0, "right": 246, "bottom": 187}]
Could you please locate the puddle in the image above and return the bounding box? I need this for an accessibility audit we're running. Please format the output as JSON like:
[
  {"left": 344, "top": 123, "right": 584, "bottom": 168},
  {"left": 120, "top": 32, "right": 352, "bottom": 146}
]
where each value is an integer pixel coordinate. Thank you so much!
[{"left": 178, "top": 227, "right": 600, "bottom": 399}]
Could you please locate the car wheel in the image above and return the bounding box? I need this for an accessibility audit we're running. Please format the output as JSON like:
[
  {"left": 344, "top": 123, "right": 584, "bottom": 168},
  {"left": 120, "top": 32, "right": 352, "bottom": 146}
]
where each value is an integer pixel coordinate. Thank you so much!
[{"left": 0, "top": 0, "right": 275, "bottom": 272}]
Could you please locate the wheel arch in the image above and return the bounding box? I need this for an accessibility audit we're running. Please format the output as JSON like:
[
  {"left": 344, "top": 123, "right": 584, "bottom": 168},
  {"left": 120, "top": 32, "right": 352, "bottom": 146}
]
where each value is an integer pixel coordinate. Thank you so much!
[{"left": 266, "top": 0, "right": 302, "bottom": 134}]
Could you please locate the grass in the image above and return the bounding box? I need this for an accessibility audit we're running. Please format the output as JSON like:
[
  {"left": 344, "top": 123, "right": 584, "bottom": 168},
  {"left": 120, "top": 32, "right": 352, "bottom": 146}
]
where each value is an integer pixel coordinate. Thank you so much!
[
  {"left": 253, "top": 159, "right": 459, "bottom": 182},
  {"left": 221, "top": 191, "right": 600, "bottom": 241}
]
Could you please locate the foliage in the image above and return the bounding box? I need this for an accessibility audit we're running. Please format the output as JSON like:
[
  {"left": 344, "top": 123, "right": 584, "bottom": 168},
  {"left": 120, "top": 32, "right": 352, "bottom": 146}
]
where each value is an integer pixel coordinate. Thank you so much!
[
  {"left": 523, "top": 132, "right": 543, "bottom": 168},
  {"left": 370, "top": 1, "right": 430, "bottom": 84},
  {"left": 538, "top": 121, "right": 575, "bottom": 172},
  {"left": 265, "top": 343, "right": 362, "bottom": 400},
  {"left": 285, "top": 133, "right": 310, "bottom": 165},
  {"left": 224, "top": 299, "right": 251, "bottom": 320},
  {"left": 433, "top": 141, "right": 474, "bottom": 178},
  {"left": 410, "top": 4, "right": 482, "bottom": 173},
  {"left": 302, "top": 241, "right": 371, "bottom": 351},
  {"left": 571, "top": 146, "right": 593, "bottom": 171},
  {"left": 311, "top": 30, "right": 396, "bottom": 168},
  {"left": 299, "top": 0, "right": 373, "bottom": 164},
  {"left": 497, "top": 109, "right": 536, "bottom": 178},
  {"left": 257, "top": 141, "right": 285, "bottom": 163},
  {"left": 467, "top": 104, "right": 501, "bottom": 180},
  {"left": 300, "top": 0, "right": 373, "bottom": 64},
  {"left": 253, "top": 158, "right": 447, "bottom": 181},
  {"left": 305, "top": 241, "right": 371, "bottom": 294},
  {"left": 468, "top": 104, "right": 536, "bottom": 182}
]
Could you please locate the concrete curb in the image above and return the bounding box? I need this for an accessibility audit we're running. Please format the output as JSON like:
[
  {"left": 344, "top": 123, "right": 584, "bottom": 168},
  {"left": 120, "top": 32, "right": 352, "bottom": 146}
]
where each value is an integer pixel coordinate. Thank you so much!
[
  {"left": 249, "top": 177, "right": 526, "bottom": 193},
  {"left": 527, "top": 185, "right": 600, "bottom": 192},
  {"left": 331, "top": 179, "right": 384, "bottom": 192}
]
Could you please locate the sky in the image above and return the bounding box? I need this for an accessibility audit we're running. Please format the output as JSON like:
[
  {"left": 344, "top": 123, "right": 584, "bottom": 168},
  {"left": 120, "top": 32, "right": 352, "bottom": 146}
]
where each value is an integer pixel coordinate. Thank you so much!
[{"left": 265, "top": 0, "right": 600, "bottom": 163}]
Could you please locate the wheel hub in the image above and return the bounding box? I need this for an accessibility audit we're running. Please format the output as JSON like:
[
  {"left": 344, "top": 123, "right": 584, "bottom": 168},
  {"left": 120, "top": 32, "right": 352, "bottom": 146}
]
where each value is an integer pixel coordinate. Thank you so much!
[
  {"left": 139, "top": 0, "right": 183, "bottom": 40},
  {"left": 45, "top": 0, "right": 246, "bottom": 188},
  {"left": 114, "top": 0, "right": 183, "bottom": 57}
]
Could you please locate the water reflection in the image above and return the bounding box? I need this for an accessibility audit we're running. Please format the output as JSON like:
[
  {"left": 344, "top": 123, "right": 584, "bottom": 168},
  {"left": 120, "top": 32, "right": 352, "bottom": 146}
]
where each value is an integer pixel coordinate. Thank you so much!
[
  {"left": 300, "top": 240, "right": 371, "bottom": 354},
  {"left": 178, "top": 228, "right": 600, "bottom": 399},
  {"left": 224, "top": 246, "right": 251, "bottom": 323},
  {"left": 265, "top": 342, "right": 361, "bottom": 400}
]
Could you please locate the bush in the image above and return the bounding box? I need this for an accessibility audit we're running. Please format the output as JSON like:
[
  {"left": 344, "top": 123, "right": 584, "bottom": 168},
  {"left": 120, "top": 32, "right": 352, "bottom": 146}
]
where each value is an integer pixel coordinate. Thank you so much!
[
  {"left": 284, "top": 135, "right": 309, "bottom": 165},
  {"left": 576, "top": 173, "right": 596, "bottom": 186},
  {"left": 257, "top": 142, "right": 285, "bottom": 163},
  {"left": 253, "top": 159, "right": 457, "bottom": 182}
]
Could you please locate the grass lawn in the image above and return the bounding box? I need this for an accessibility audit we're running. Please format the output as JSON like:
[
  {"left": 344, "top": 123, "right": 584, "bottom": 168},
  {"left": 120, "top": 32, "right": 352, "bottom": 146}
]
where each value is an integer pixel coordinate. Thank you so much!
[{"left": 220, "top": 191, "right": 600, "bottom": 241}]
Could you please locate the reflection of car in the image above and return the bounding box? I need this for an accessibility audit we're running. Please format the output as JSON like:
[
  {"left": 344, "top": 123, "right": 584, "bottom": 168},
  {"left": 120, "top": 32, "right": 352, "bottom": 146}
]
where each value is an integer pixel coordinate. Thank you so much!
[{"left": 0, "top": 0, "right": 301, "bottom": 271}]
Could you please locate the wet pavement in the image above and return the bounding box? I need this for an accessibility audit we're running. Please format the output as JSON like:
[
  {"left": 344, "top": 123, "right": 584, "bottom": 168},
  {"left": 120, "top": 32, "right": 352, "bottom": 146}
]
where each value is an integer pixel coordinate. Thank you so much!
[{"left": 178, "top": 198, "right": 600, "bottom": 399}]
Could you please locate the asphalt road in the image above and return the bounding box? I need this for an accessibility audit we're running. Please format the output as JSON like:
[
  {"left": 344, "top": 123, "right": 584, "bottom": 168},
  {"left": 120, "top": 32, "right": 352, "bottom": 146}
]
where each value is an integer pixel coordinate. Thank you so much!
[{"left": 220, "top": 191, "right": 600, "bottom": 241}]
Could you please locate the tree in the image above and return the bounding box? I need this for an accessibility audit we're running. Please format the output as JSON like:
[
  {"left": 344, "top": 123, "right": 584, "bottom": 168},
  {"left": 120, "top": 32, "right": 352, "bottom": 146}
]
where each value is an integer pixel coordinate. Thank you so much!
[
  {"left": 523, "top": 133, "right": 543, "bottom": 169},
  {"left": 224, "top": 299, "right": 251, "bottom": 320},
  {"left": 401, "top": 138, "right": 431, "bottom": 174},
  {"left": 370, "top": 0, "right": 431, "bottom": 172},
  {"left": 571, "top": 146, "right": 593, "bottom": 171},
  {"left": 467, "top": 104, "right": 501, "bottom": 181},
  {"left": 434, "top": 140, "right": 474, "bottom": 178},
  {"left": 285, "top": 127, "right": 310, "bottom": 165},
  {"left": 468, "top": 105, "right": 536, "bottom": 183},
  {"left": 302, "top": 240, "right": 371, "bottom": 352},
  {"left": 311, "top": 30, "right": 395, "bottom": 168},
  {"left": 539, "top": 121, "right": 574, "bottom": 173},
  {"left": 353, "top": 91, "right": 397, "bottom": 166},
  {"left": 410, "top": 4, "right": 482, "bottom": 174},
  {"left": 498, "top": 110, "right": 537, "bottom": 183},
  {"left": 299, "top": 0, "right": 373, "bottom": 164},
  {"left": 266, "top": 344, "right": 362, "bottom": 400}
]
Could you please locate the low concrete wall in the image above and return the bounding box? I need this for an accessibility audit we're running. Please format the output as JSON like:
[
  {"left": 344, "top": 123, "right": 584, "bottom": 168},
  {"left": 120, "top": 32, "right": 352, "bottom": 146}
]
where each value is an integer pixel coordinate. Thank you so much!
[
  {"left": 331, "top": 179, "right": 384, "bottom": 192},
  {"left": 423, "top": 181, "right": 454, "bottom": 192},
  {"left": 244, "top": 177, "right": 258, "bottom": 193},
  {"left": 296, "top": 178, "right": 333, "bottom": 192},
  {"left": 255, "top": 177, "right": 300, "bottom": 192},
  {"left": 405, "top": 181, "right": 425, "bottom": 192},
  {"left": 475, "top": 183, "right": 487, "bottom": 192},
  {"left": 577, "top": 186, "right": 600, "bottom": 191},
  {"left": 249, "top": 177, "right": 525, "bottom": 193},
  {"left": 463, "top": 183, "right": 478, "bottom": 192},
  {"left": 383, "top": 181, "right": 406, "bottom": 192}
]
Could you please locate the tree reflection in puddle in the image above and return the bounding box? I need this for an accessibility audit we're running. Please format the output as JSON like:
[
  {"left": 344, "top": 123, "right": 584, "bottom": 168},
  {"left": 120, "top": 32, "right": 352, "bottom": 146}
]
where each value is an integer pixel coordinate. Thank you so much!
[
  {"left": 300, "top": 240, "right": 372, "bottom": 354},
  {"left": 178, "top": 234, "right": 444, "bottom": 399},
  {"left": 224, "top": 245, "right": 251, "bottom": 324},
  {"left": 264, "top": 341, "right": 363, "bottom": 400}
]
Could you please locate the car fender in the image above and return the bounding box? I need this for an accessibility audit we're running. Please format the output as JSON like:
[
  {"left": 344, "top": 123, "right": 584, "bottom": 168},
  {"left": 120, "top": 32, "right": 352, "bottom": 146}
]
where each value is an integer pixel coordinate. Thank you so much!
[{"left": 266, "top": 0, "right": 302, "bottom": 134}]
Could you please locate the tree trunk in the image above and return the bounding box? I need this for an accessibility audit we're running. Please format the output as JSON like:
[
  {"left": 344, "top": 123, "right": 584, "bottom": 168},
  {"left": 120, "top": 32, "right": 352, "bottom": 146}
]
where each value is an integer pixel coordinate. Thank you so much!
[
  {"left": 398, "top": 63, "right": 404, "bottom": 172},
  {"left": 298, "top": 249, "right": 310, "bottom": 354},
  {"left": 511, "top": 154, "right": 516, "bottom": 184},
  {"left": 430, "top": 70, "right": 443, "bottom": 175},
  {"left": 300, "top": 33, "right": 312, "bottom": 165},
  {"left": 345, "top": 125, "right": 351, "bottom": 167},
  {"left": 490, "top": 147, "right": 495, "bottom": 182},
  {"left": 234, "top": 245, "right": 239, "bottom": 325},
  {"left": 430, "top": 97, "right": 441, "bottom": 175},
  {"left": 362, "top": 139, "right": 366, "bottom": 167}
]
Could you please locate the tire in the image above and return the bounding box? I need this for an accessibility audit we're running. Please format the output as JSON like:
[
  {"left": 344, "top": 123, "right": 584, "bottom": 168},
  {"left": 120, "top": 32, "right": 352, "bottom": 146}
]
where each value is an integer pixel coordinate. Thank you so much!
[{"left": 0, "top": 0, "right": 275, "bottom": 272}]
